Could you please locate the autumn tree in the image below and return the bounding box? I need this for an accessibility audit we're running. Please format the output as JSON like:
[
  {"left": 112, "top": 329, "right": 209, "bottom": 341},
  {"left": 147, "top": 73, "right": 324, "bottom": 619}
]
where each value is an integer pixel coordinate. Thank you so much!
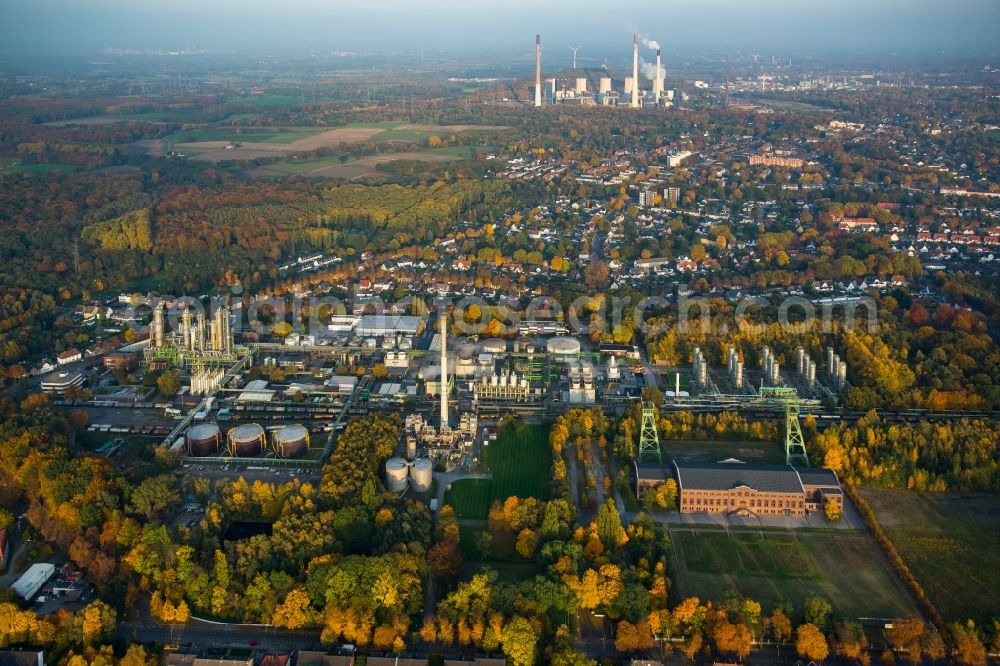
[
  {"left": 502, "top": 615, "right": 539, "bottom": 666},
  {"left": 795, "top": 623, "right": 829, "bottom": 662}
]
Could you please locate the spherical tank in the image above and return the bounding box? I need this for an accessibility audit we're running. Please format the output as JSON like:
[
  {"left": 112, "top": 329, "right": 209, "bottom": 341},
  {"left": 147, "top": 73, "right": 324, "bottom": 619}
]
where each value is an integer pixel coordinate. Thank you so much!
[
  {"left": 546, "top": 336, "right": 581, "bottom": 356},
  {"left": 481, "top": 338, "right": 506, "bottom": 354},
  {"left": 272, "top": 424, "right": 309, "bottom": 458},
  {"left": 227, "top": 423, "right": 265, "bottom": 457},
  {"left": 411, "top": 458, "right": 433, "bottom": 493},
  {"left": 385, "top": 457, "right": 409, "bottom": 492},
  {"left": 186, "top": 423, "right": 221, "bottom": 457}
]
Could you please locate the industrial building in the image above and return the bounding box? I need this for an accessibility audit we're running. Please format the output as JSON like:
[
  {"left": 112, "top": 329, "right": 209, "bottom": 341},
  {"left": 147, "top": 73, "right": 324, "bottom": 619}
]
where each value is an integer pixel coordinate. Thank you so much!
[
  {"left": 635, "top": 461, "right": 843, "bottom": 517},
  {"left": 144, "top": 302, "right": 242, "bottom": 370},
  {"left": 11, "top": 562, "right": 56, "bottom": 600}
]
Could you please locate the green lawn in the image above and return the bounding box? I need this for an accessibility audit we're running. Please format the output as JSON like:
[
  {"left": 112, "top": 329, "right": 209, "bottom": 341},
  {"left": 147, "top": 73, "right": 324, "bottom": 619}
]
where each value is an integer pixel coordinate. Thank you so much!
[
  {"left": 861, "top": 489, "right": 1000, "bottom": 622},
  {"left": 444, "top": 423, "right": 551, "bottom": 519},
  {"left": 672, "top": 528, "right": 920, "bottom": 619}
]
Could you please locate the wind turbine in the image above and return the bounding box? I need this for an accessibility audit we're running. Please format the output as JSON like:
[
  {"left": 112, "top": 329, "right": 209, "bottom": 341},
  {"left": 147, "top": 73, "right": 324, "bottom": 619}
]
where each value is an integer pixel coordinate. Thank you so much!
[{"left": 570, "top": 46, "right": 580, "bottom": 69}]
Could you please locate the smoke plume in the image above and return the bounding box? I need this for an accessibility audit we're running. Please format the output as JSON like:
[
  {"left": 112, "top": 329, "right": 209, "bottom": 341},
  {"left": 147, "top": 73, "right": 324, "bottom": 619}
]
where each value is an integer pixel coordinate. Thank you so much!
[
  {"left": 639, "top": 58, "right": 665, "bottom": 83},
  {"left": 640, "top": 36, "right": 660, "bottom": 51}
]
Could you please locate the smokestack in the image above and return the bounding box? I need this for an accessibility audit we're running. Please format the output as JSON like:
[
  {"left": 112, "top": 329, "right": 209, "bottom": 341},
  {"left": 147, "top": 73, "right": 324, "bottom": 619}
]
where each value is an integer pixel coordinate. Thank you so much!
[
  {"left": 181, "top": 306, "right": 192, "bottom": 351},
  {"left": 655, "top": 48, "right": 662, "bottom": 103},
  {"left": 631, "top": 33, "right": 640, "bottom": 108},
  {"left": 440, "top": 307, "right": 449, "bottom": 430},
  {"left": 534, "top": 34, "right": 542, "bottom": 108}
]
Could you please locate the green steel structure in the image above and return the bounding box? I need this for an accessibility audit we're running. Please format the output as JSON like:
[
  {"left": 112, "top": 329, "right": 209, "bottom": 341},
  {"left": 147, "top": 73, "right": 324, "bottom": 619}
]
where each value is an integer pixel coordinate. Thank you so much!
[
  {"left": 638, "top": 401, "right": 662, "bottom": 462},
  {"left": 759, "top": 386, "right": 809, "bottom": 466}
]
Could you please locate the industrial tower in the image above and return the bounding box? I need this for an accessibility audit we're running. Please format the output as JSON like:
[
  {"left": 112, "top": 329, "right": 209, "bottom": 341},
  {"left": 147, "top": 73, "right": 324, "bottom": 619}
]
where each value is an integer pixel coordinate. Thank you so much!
[
  {"left": 534, "top": 35, "right": 542, "bottom": 107},
  {"left": 631, "top": 33, "right": 640, "bottom": 108},
  {"left": 439, "top": 306, "right": 449, "bottom": 431},
  {"left": 638, "top": 401, "right": 661, "bottom": 462},
  {"left": 759, "top": 387, "right": 809, "bottom": 466}
]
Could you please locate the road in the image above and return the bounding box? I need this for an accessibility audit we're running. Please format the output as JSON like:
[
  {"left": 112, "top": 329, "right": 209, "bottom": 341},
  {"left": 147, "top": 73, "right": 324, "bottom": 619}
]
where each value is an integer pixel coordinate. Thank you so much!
[{"left": 118, "top": 621, "right": 323, "bottom": 650}]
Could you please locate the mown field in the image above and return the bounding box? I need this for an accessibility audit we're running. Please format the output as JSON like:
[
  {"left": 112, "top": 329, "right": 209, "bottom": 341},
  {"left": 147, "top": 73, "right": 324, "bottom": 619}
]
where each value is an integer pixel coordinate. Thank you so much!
[
  {"left": 167, "top": 127, "right": 326, "bottom": 144},
  {"left": 0, "top": 157, "right": 80, "bottom": 174},
  {"left": 861, "top": 489, "right": 1000, "bottom": 622},
  {"left": 444, "top": 423, "right": 551, "bottom": 520},
  {"left": 672, "top": 528, "right": 920, "bottom": 619}
]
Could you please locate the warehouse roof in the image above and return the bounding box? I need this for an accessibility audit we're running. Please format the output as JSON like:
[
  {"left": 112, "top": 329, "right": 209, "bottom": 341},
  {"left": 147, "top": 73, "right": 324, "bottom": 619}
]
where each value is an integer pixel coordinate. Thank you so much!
[{"left": 796, "top": 468, "right": 841, "bottom": 488}]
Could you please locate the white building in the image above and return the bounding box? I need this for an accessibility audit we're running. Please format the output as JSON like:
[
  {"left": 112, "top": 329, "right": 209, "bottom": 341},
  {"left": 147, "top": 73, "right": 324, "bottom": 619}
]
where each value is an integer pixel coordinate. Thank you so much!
[{"left": 12, "top": 562, "right": 56, "bottom": 600}]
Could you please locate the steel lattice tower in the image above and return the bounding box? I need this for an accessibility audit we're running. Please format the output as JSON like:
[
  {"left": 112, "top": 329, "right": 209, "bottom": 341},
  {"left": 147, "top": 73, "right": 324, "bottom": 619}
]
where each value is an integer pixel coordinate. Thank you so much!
[
  {"left": 638, "top": 401, "right": 662, "bottom": 462},
  {"left": 784, "top": 399, "right": 809, "bottom": 466}
]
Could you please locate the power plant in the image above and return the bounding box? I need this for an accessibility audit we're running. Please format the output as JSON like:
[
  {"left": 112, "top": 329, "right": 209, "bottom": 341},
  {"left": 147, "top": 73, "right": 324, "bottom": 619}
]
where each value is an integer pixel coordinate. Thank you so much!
[{"left": 529, "top": 32, "right": 673, "bottom": 108}]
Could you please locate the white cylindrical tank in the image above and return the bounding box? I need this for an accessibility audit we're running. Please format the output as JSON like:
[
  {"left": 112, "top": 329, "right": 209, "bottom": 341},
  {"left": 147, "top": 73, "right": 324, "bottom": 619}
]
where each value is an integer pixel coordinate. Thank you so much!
[
  {"left": 624, "top": 76, "right": 635, "bottom": 94},
  {"left": 546, "top": 336, "right": 581, "bottom": 356},
  {"left": 411, "top": 458, "right": 433, "bottom": 493},
  {"left": 599, "top": 77, "right": 612, "bottom": 94},
  {"left": 482, "top": 338, "right": 506, "bottom": 354},
  {"left": 385, "top": 457, "right": 409, "bottom": 492},
  {"left": 575, "top": 77, "right": 587, "bottom": 93},
  {"left": 405, "top": 437, "right": 417, "bottom": 460}
]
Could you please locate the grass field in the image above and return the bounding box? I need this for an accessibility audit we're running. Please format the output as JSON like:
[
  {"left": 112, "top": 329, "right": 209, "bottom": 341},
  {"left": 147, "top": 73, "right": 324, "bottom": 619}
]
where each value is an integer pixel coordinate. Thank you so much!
[
  {"left": 672, "top": 528, "right": 920, "bottom": 619},
  {"left": 225, "top": 95, "right": 338, "bottom": 107},
  {"left": 0, "top": 157, "right": 80, "bottom": 174},
  {"left": 444, "top": 423, "right": 551, "bottom": 519},
  {"left": 861, "top": 489, "right": 1000, "bottom": 622},
  {"left": 167, "top": 128, "right": 325, "bottom": 144}
]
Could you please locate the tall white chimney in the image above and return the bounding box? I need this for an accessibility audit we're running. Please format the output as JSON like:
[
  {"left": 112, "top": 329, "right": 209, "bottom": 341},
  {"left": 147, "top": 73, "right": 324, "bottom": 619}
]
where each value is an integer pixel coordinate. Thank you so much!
[
  {"left": 534, "top": 35, "right": 542, "bottom": 108},
  {"left": 439, "top": 307, "right": 449, "bottom": 430},
  {"left": 631, "top": 33, "right": 640, "bottom": 108},
  {"left": 655, "top": 48, "right": 662, "bottom": 103},
  {"left": 153, "top": 302, "right": 165, "bottom": 348}
]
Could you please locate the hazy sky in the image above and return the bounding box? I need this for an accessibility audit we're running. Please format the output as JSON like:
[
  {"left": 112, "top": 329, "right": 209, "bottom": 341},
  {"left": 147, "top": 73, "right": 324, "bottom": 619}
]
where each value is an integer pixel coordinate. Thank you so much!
[{"left": 1, "top": 0, "right": 998, "bottom": 57}]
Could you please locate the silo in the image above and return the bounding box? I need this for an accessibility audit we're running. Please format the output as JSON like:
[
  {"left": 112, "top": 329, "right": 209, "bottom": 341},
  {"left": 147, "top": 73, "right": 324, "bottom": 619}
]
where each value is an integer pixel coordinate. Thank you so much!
[
  {"left": 272, "top": 424, "right": 309, "bottom": 459},
  {"left": 599, "top": 77, "right": 612, "bottom": 94},
  {"left": 186, "top": 423, "right": 221, "bottom": 457},
  {"left": 624, "top": 76, "right": 636, "bottom": 94},
  {"left": 575, "top": 77, "right": 587, "bottom": 93},
  {"left": 482, "top": 338, "right": 507, "bottom": 354},
  {"left": 411, "top": 458, "right": 433, "bottom": 493},
  {"left": 385, "top": 457, "right": 409, "bottom": 492},
  {"left": 735, "top": 360, "right": 744, "bottom": 388},
  {"left": 227, "top": 424, "right": 265, "bottom": 457},
  {"left": 546, "top": 336, "right": 581, "bottom": 356}
]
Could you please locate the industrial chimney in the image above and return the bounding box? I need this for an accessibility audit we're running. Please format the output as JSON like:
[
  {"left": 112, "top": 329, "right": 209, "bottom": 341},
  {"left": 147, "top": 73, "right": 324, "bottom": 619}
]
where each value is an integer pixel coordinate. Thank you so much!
[
  {"left": 439, "top": 307, "right": 449, "bottom": 430},
  {"left": 534, "top": 35, "right": 542, "bottom": 107},
  {"left": 153, "top": 302, "right": 165, "bottom": 348},
  {"left": 654, "top": 48, "right": 662, "bottom": 103},
  {"left": 631, "top": 33, "right": 640, "bottom": 108}
]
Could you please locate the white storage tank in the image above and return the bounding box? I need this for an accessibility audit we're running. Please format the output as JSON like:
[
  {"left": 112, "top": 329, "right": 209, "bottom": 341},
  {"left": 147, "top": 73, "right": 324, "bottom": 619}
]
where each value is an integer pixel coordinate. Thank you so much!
[
  {"left": 481, "top": 338, "right": 506, "bottom": 354},
  {"left": 385, "top": 457, "right": 409, "bottom": 492},
  {"left": 411, "top": 458, "right": 433, "bottom": 493},
  {"left": 547, "top": 336, "right": 581, "bottom": 356}
]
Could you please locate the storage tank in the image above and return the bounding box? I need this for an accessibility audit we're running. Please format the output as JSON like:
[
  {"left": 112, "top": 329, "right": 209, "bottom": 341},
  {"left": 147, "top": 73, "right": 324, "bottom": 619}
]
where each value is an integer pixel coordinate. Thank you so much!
[
  {"left": 227, "top": 424, "right": 265, "bottom": 457},
  {"left": 575, "top": 77, "right": 587, "bottom": 93},
  {"left": 272, "top": 424, "right": 309, "bottom": 459},
  {"left": 624, "top": 76, "right": 636, "bottom": 94},
  {"left": 481, "top": 338, "right": 506, "bottom": 354},
  {"left": 411, "top": 458, "right": 433, "bottom": 493},
  {"left": 546, "top": 336, "right": 581, "bottom": 356},
  {"left": 599, "top": 76, "right": 612, "bottom": 94},
  {"left": 186, "top": 423, "right": 221, "bottom": 457},
  {"left": 385, "top": 457, "right": 409, "bottom": 492}
]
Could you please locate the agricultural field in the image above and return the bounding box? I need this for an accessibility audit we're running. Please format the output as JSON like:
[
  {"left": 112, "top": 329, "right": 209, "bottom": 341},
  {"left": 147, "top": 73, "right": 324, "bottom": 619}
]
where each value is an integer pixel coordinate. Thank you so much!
[
  {"left": 0, "top": 157, "right": 80, "bottom": 174},
  {"left": 671, "top": 527, "right": 920, "bottom": 619},
  {"left": 861, "top": 489, "right": 1000, "bottom": 622},
  {"left": 444, "top": 423, "right": 552, "bottom": 520},
  {"left": 167, "top": 127, "right": 326, "bottom": 144},
  {"left": 252, "top": 151, "right": 466, "bottom": 180}
]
